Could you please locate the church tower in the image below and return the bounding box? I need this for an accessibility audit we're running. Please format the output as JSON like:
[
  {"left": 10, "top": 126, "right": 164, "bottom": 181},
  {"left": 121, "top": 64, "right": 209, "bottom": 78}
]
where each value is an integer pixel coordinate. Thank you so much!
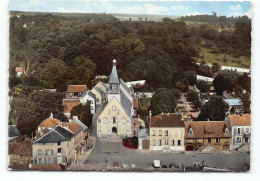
[{"left": 107, "top": 59, "right": 121, "bottom": 103}]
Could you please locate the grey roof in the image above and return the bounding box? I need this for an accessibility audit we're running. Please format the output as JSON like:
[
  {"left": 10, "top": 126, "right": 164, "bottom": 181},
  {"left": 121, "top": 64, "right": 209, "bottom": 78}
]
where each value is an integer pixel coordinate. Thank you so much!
[
  {"left": 138, "top": 129, "right": 149, "bottom": 139},
  {"left": 108, "top": 64, "right": 119, "bottom": 84},
  {"left": 72, "top": 116, "right": 88, "bottom": 131},
  {"left": 8, "top": 125, "right": 20, "bottom": 138},
  {"left": 82, "top": 90, "right": 96, "bottom": 100},
  {"left": 34, "top": 126, "right": 74, "bottom": 144},
  {"left": 120, "top": 79, "right": 130, "bottom": 93},
  {"left": 120, "top": 90, "right": 132, "bottom": 117},
  {"left": 94, "top": 86, "right": 105, "bottom": 95}
]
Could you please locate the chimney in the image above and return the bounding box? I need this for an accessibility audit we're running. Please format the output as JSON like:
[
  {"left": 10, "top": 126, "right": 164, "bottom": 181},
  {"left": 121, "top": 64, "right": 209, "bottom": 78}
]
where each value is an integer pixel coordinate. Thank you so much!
[
  {"left": 49, "top": 112, "right": 53, "bottom": 118},
  {"left": 167, "top": 112, "right": 169, "bottom": 116},
  {"left": 149, "top": 110, "right": 152, "bottom": 122},
  {"left": 207, "top": 118, "right": 210, "bottom": 121}
]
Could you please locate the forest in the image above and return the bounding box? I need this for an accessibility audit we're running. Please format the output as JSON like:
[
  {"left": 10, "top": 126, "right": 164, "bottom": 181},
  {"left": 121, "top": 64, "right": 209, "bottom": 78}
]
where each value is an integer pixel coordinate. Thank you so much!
[{"left": 9, "top": 12, "right": 251, "bottom": 135}]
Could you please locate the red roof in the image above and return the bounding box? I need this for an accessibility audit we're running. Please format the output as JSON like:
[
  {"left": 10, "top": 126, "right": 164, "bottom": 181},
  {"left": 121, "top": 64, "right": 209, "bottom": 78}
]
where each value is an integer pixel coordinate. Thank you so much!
[
  {"left": 229, "top": 114, "right": 251, "bottom": 126},
  {"left": 38, "top": 118, "right": 60, "bottom": 128},
  {"left": 15, "top": 67, "right": 23, "bottom": 73},
  {"left": 150, "top": 113, "right": 184, "bottom": 128},
  {"left": 184, "top": 121, "right": 231, "bottom": 139},
  {"left": 68, "top": 121, "right": 82, "bottom": 134},
  {"left": 8, "top": 136, "right": 32, "bottom": 156},
  {"left": 66, "top": 85, "right": 87, "bottom": 93},
  {"left": 62, "top": 99, "right": 81, "bottom": 113}
]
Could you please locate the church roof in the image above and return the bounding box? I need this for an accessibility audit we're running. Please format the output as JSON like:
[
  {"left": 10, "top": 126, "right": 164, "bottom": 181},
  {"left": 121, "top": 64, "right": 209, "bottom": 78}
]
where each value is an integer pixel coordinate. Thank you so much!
[
  {"left": 120, "top": 90, "right": 132, "bottom": 118},
  {"left": 120, "top": 79, "right": 130, "bottom": 94},
  {"left": 108, "top": 59, "right": 119, "bottom": 84}
]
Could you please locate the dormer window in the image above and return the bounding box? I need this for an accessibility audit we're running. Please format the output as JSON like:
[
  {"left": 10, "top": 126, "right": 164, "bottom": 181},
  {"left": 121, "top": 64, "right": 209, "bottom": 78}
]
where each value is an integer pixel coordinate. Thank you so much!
[
  {"left": 224, "top": 127, "right": 229, "bottom": 134},
  {"left": 188, "top": 128, "right": 193, "bottom": 135}
]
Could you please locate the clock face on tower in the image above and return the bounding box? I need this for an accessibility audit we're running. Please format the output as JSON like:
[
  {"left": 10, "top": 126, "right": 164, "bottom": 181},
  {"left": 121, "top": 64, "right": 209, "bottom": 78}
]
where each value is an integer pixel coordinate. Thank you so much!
[{"left": 112, "top": 106, "right": 116, "bottom": 111}]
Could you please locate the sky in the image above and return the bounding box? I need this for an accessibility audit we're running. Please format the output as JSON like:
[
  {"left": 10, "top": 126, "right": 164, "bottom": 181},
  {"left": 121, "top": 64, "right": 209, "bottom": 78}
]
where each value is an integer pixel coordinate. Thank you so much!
[{"left": 9, "top": 0, "right": 251, "bottom": 17}]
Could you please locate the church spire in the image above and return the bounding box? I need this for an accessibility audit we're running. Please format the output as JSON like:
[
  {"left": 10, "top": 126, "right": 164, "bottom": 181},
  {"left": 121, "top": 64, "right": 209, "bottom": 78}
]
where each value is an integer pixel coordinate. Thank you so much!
[{"left": 108, "top": 59, "right": 119, "bottom": 84}]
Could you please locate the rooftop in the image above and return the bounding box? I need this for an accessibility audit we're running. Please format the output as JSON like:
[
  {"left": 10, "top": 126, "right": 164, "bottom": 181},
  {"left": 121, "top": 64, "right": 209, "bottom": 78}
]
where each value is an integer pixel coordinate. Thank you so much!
[
  {"left": 62, "top": 99, "right": 81, "bottom": 113},
  {"left": 224, "top": 99, "right": 242, "bottom": 106},
  {"left": 38, "top": 117, "right": 61, "bottom": 128},
  {"left": 150, "top": 113, "right": 184, "bottom": 128},
  {"left": 8, "top": 136, "right": 32, "bottom": 156},
  {"left": 8, "top": 125, "right": 20, "bottom": 138},
  {"left": 15, "top": 67, "right": 23, "bottom": 73},
  {"left": 184, "top": 121, "right": 231, "bottom": 139},
  {"left": 229, "top": 114, "right": 251, "bottom": 126},
  {"left": 66, "top": 85, "right": 87, "bottom": 93},
  {"left": 108, "top": 59, "right": 119, "bottom": 84}
]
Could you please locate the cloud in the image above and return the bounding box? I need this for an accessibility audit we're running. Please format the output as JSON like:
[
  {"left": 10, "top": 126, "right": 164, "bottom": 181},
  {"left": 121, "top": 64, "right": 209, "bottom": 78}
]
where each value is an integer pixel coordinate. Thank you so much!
[
  {"left": 29, "top": 0, "right": 47, "bottom": 7},
  {"left": 56, "top": 7, "right": 84, "bottom": 13},
  {"left": 119, "top": 5, "right": 143, "bottom": 14},
  {"left": 171, "top": 5, "right": 185, "bottom": 11},
  {"left": 229, "top": 4, "right": 242, "bottom": 11},
  {"left": 143, "top": 4, "right": 168, "bottom": 14}
]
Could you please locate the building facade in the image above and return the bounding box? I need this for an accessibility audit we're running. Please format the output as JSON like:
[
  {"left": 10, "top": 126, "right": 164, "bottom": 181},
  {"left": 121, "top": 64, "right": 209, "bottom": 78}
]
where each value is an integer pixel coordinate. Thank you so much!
[
  {"left": 97, "top": 59, "right": 133, "bottom": 138},
  {"left": 80, "top": 90, "right": 96, "bottom": 114},
  {"left": 184, "top": 121, "right": 231, "bottom": 151},
  {"left": 149, "top": 113, "right": 185, "bottom": 151},
  {"left": 227, "top": 114, "right": 251, "bottom": 151}
]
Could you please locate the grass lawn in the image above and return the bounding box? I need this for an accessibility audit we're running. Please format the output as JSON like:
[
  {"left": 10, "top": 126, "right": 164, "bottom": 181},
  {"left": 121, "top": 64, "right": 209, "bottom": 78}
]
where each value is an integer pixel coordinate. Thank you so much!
[{"left": 194, "top": 47, "right": 251, "bottom": 68}]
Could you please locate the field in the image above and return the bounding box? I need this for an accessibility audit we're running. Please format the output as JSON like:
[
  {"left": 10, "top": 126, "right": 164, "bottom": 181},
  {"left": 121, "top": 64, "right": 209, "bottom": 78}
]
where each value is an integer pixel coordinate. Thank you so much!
[{"left": 194, "top": 47, "right": 251, "bottom": 68}]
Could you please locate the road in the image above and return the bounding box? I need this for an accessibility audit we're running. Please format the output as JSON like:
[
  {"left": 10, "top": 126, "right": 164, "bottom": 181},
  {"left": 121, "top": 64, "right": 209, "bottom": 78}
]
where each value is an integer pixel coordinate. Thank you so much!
[
  {"left": 89, "top": 102, "right": 105, "bottom": 137},
  {"left": 84, "top": 139, "right": 250, "bottom": 172}
]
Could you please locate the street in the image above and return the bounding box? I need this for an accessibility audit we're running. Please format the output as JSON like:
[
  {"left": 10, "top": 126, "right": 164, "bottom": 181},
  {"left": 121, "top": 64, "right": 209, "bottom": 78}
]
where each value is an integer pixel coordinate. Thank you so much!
[{"left": 84, "top": 139, "right": 250, "bottom": 172}]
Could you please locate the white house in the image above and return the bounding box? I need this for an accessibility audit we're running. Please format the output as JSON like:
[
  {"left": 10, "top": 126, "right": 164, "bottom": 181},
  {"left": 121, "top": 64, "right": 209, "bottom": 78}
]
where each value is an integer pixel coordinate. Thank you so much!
[
  {"left": 126, "top": 80, "right": 146, "bottom": 88},
  {"left": 196, "top": 75, "right": 214, "bottom": 82},
  {"left": 227, "top": 114, "right": 251, "bottom": 151},
  {"left": 80, "top": 90, "right": 96, "bottom": 114}
]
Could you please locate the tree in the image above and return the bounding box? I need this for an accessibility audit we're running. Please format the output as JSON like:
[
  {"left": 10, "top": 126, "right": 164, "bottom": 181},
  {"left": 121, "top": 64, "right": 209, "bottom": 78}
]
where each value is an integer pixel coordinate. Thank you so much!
[
  {"left": 149, "top": 88, "right": 177, "bottom": 115},
  {"left": 239, "top": 93, "right": 251, "bottom": 114},
  {"left": 213, "top": 75, "right": 231, "bottom": 95},
  {"left": 196, "top": 96, "right": 229, "bottom": 121},
  {"left": 211, "top": 62, "right": 221, "bottom": 73},
  {"left": 40, "top": 58, "right": 67, "bottom": 90},
  {"left": 186, "top": 89, "right": 199, "bottom": 102},
  {"left": 236, "top": 73, "right": 251, "bottom": 92},
  {"left": 71, "top": 102, "right": 93, "bottom": 128},
  {"left": 196, "top": 80, "right": 210, "bottom": 93},
  {"left": 19, "top": 57, "right": 37, "bottom": 77},
  {"left": 170, "top": 88, "right": 181, "bottom": 100}
]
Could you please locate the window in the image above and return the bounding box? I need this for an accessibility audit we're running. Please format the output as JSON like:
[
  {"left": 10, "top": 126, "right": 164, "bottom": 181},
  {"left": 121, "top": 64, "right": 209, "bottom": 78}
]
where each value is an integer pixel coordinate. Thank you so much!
[
  {"left": 172, "top": 140, "right": 175, "bottom": 146},
  {"left": 133, "top": 131, "right": 136, "bottom": 136},
  {"left": 245, "top": 128, "right": 249, "bottom": 133},
  {"left": 152, "top": 130, "right": 155, "bottom": 136},
  {"left": 113, "top": 117, "right": 116, "bottom": 124},
  {"left": 159, "top": 140, "right": 162, "bottom": 146},
  {"left": 165, "top": 140, "right": 169, "bottom": 145},
  {"left": 178, "top": 140, "right": 181, "bottom": 146},
  {"left": 245, "top": 137, "right": 249, "bottom": 143},
  {"left": 224, "top": 128, "right": 229, "bottom": 134},
  {"left": 188, "top": 128, "right": 193, "bottom": 135},
  {"left": 159, "top": 130, "right": 162, "bottom": 136},
  {"left": 216, "top": 138, "right": 220, "bottom": 143},
  {"left": 46, "top": 149, "right": 53, "bottom": 156},
  {"left": 103, "top": 118, "right": 107, "bottom": 124},
  {"left": 134, "top": 123, "right": 136, "bottom": 126},
  {"left": 236, "top": 137, "right": 242, "bottom": 143},
  {"left": 57, "top": 142, "right": 61, "bottom": 146},
  {"left": 37, "top": 149, "right": 43, "bottom": 155},
  {"left": 165, "top": 130, "right": 168, "bottom": 136},
  {"left": 208, "top": 138, "right": 211, "bottom": 144},
  {"left": 37, "top": 158, "right": 42, "bottom": 165},
  {"left": 58, "top": 148, "right": 62, "bottom": 154},
  {"left": 238, "top": 128, "right": 241, "bottom": 134},
  {"left": 90, "top": 106, "right": 93, "bottom": 110}
]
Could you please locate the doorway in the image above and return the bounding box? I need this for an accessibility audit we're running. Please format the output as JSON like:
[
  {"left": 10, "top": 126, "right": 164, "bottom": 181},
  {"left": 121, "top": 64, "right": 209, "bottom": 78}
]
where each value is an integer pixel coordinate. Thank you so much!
[{"left": 112, "top": 127, "right": 117, "bottom": 133}]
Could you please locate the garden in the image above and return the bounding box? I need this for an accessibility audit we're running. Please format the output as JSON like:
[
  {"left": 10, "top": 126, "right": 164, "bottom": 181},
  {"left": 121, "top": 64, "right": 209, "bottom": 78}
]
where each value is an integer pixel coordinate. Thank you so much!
[{"left": 122, "top": 136, "right": 138, "bottom": 149}]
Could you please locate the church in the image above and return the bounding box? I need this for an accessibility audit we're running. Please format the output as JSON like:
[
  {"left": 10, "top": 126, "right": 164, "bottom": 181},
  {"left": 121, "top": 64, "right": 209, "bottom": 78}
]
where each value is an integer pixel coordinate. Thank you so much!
[{"left": 97, "top": 59, "right": 133, "bottom": 138}]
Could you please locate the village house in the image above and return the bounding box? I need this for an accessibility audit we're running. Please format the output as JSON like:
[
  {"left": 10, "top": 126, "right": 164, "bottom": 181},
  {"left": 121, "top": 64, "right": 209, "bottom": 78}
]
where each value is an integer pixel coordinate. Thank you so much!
[
  {"left": 8, "top": 136, "right": 32, "bottom": 167},
  {"left": 97, "top": 59, "right": 133, "bottom": 138},
  {"left": 131, "top": 118, "right": 145, "bottom": 137},
  {"left": 227, "top": 114, "right": 251, "bottom": 151},
  {"left": 149, "top": 113, "right": 185, "bottom": 151},
  {"left": 138, "top": 129, "right": 150, "bottom": 150},
  {"left": 36, "top": 114, "right": 61, "bottom": 137},
  {"left": 91, "top": 82, "right": 106, "bottom": 105},
  {"left": 184, "top": 121, "right": 231, "bottom": 151},
  {"left": 33, "top": 125, "right": 75, "bottom": 165},
  {"left": 80, "top": 90, "right": 96, "bottom": 114},
  {"left": 15, "top": 67, "right": 23, "bottom": 77},
  {"left": 66, "top": 85, "right": 87, "bottom": 99}
]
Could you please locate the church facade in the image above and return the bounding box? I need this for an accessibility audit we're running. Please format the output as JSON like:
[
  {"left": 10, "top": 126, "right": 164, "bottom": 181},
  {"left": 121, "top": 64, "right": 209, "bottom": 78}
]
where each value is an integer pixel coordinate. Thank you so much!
[{"left": 97, "top": 59, "right": 133, "bottom": 138}]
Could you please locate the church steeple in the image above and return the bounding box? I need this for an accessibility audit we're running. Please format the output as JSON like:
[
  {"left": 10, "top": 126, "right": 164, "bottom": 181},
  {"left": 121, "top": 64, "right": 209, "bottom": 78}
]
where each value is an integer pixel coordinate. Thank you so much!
[
  {"left": 108, "top": 59, "right": 120, "bottom": 95},
  {"left": 108, "top": 59, "right": 119, "bottom": 84}
]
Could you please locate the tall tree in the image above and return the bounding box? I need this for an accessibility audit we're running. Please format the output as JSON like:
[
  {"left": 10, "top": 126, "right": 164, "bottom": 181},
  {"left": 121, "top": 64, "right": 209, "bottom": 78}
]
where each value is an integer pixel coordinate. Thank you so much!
[
  {"left": 149, "top": 88, "right": 177, "bottom": 115},
  {"left": 196, "top": 96, "right": 229, "bottom": 121},
  {"left": 71, "top": 102, "right": 93, "bottom": 128}
]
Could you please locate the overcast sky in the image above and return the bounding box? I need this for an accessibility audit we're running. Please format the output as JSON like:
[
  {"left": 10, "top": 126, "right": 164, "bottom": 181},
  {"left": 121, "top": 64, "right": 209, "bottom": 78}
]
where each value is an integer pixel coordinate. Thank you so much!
[{"left": 9, "top": 0, "right": 251, "bottom": 17}]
